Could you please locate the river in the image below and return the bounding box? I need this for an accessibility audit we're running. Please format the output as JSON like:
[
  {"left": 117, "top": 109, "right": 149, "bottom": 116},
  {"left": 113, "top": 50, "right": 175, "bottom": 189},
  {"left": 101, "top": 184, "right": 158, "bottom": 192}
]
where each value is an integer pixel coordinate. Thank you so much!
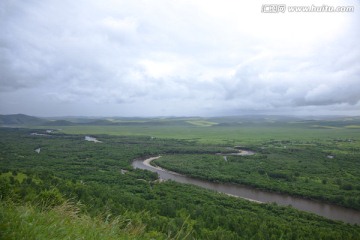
[{"left": 132, "top": 156, "right": 360, "bottom": 225}]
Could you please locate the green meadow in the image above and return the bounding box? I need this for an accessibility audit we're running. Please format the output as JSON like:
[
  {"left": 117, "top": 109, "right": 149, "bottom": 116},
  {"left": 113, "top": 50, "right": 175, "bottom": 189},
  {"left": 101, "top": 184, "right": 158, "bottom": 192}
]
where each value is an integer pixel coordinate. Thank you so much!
[{"left": 41, "top": 122, "right": 360, "bottom": 144}]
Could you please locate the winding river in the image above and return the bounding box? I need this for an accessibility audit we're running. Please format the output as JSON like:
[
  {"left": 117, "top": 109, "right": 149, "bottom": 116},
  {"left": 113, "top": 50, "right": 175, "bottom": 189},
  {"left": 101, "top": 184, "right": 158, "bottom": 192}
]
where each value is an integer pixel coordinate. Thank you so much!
[{"left": 132, "top": 156, "right": 360, "bottom": 225}]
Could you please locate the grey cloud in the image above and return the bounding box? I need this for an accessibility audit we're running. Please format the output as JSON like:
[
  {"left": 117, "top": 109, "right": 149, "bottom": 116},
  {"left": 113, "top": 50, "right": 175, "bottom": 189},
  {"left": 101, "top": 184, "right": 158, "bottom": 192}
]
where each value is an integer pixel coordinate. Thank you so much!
[
  {"left": 214, "top": 45, "right": 360, "bottom": 111},
  {"left": 0, "top": 0, "right": 359, "bottom": 116}
]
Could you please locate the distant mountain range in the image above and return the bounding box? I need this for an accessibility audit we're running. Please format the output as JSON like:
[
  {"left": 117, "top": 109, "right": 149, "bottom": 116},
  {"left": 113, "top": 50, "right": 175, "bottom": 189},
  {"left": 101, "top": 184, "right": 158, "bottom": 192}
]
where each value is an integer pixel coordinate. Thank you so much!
[
  {"left": 1, "top": 113, "right": 360, "bottom": 127},
  {"left": 0, "top": 114, "right": 47, "bottom": 126},
  {"left": 0, "top": 114, "right": 197, "bottom": 126}
]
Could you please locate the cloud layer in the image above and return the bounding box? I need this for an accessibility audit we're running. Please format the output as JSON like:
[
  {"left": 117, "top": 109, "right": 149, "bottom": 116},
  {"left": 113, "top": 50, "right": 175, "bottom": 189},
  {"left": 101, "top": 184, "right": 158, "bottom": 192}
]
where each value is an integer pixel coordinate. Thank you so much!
[{"left": 1, "top": 0, "right": 359, "bottom": 116}]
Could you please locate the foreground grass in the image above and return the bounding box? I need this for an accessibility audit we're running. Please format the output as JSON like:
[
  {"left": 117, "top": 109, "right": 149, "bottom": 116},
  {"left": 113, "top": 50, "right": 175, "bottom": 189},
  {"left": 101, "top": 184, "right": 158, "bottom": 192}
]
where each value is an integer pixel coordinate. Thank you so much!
[{"left": 0, "top": 201, "right": 165, "bottom": 240}]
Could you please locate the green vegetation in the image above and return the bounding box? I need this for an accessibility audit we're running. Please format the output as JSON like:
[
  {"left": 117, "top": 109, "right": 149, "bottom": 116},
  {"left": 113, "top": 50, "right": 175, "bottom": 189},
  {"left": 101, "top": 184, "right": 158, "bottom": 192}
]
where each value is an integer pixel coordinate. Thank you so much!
[
  {"left": 186, "top": 120, "right": 218, "bottom": 127},
  {"left": 0, "top": 201, "right": 150, "bottom": 240},
  {"left": 30, "top": 124, "right": 359, "bottom": 147},
  {"left": 1, "top": 118, "right": 360, "bottom": 239},
  {"left": 3, "top": 114, "right": 360, "bottom": 144},
  {"left": 155, "top": 141, "right": 360, "bottom": 210}
]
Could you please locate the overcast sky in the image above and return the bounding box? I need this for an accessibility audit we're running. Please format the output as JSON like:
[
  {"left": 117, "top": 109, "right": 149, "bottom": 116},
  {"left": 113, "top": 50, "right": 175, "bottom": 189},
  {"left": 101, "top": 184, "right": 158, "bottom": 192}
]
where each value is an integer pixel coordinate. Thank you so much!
[{"left": 0, "top": 0, "right": 359, "bottom": 117}]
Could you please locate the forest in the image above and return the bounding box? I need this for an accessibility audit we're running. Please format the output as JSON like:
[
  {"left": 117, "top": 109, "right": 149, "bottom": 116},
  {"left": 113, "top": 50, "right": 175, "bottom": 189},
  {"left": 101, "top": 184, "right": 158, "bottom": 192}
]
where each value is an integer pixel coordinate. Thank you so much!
[
  {"left": 1, "top": 125, "right": 360, "bottom": 239},
  {"left": 154, "top": 137, "right": 360, "bottom": 210}
]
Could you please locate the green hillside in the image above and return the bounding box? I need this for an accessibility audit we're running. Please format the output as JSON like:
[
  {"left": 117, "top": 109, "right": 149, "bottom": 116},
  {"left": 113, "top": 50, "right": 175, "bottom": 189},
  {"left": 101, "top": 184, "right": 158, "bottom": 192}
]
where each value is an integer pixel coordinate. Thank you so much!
[{"left": 0, "top": 114, "right": 46, "bottom": 125}]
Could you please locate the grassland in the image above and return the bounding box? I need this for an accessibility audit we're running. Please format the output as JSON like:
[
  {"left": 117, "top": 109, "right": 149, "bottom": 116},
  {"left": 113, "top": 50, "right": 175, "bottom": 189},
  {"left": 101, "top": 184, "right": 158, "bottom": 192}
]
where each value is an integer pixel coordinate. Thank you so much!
[{"left": 38, "top": 123, "right": 360, "bottom": 145}]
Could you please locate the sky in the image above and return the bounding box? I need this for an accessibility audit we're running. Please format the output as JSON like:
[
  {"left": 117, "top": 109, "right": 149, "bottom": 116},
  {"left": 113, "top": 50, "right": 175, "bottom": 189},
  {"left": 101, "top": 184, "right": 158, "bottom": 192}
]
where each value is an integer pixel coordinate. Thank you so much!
[{"left": 0, "top": 0, "right": 359, "bottom": 117}]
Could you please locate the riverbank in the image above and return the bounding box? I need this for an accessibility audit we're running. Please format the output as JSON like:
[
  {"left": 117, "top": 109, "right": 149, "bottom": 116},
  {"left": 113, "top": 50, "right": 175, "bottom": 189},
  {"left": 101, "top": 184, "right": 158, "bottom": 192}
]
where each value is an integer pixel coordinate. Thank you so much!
[{"left": 133, "top": 156, "right": 360, "bottom": 224}]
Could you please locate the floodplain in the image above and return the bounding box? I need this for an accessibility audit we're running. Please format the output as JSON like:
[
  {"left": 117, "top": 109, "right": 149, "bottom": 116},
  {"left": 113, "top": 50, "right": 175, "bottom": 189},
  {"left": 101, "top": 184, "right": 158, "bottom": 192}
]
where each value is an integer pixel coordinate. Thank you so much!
[{"left": 1, "top": 115, "right": 360, "bottom": 239}]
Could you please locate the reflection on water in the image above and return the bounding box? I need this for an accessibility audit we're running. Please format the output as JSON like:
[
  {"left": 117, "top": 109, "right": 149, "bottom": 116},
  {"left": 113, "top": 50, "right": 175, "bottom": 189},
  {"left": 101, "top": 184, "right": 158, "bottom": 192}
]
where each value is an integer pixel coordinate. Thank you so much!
[{"left": 132, "top": 158, "right": 360, "bottom": 225}]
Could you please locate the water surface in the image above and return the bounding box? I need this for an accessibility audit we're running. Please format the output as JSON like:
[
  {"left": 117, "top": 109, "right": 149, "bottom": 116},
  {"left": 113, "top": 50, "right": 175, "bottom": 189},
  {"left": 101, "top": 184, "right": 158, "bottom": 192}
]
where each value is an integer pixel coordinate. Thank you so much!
[{"left": 132, "top": 157, "right": 360, "bottom": 225}]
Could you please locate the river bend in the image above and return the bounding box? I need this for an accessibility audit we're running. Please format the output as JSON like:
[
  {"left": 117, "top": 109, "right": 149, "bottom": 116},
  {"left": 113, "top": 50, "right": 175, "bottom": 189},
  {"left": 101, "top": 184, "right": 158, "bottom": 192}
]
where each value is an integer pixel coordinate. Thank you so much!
[{"left": 132, "top": 156, "right": 360, "bottom": 225}]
